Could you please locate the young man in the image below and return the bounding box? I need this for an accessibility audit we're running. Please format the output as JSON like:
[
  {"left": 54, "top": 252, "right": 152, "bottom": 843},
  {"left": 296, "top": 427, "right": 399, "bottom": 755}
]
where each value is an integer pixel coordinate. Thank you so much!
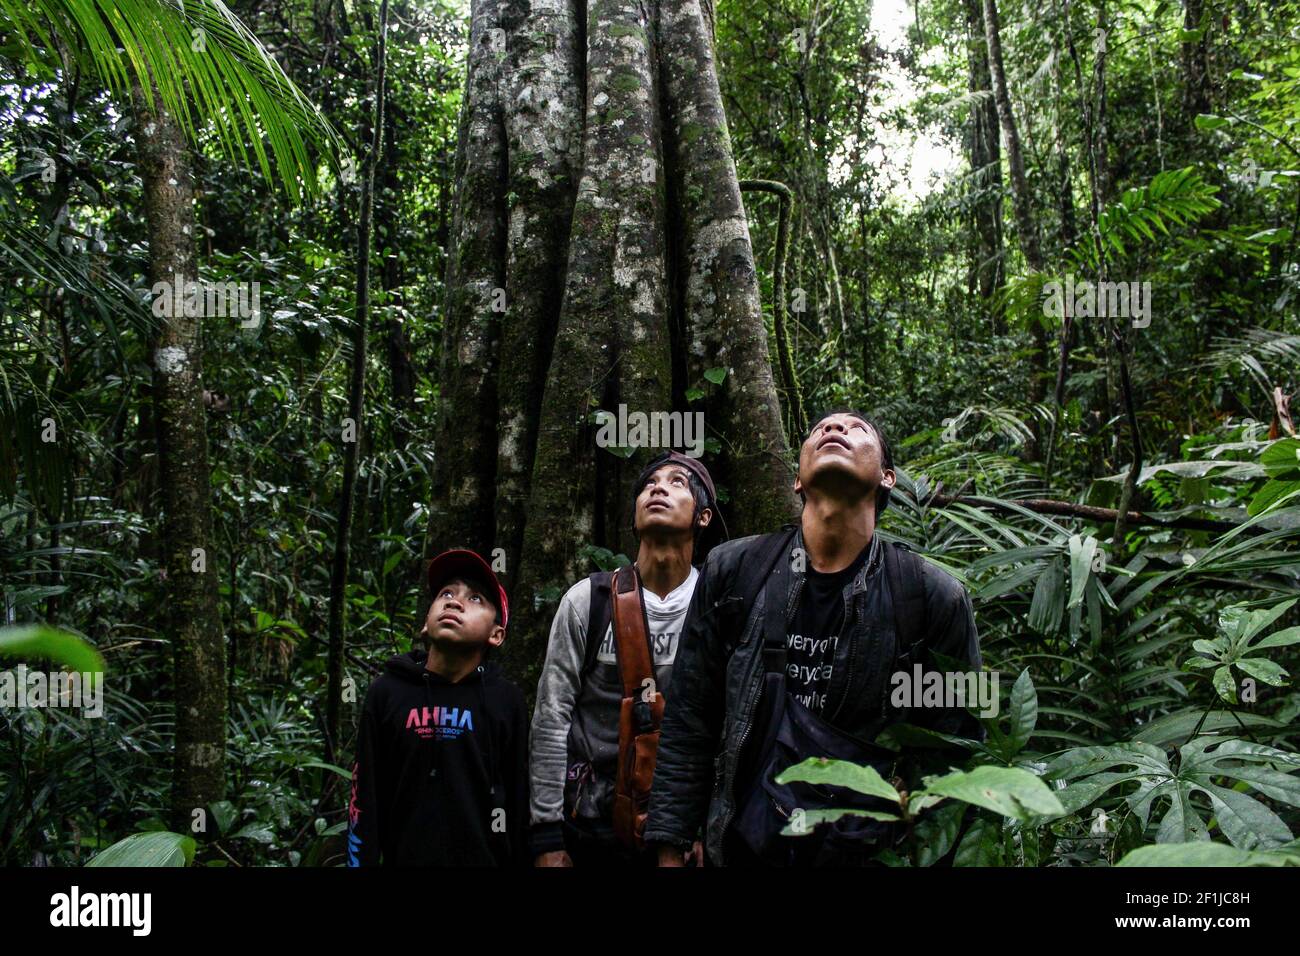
[
  {"left": 646, "top": 410, "right": 985, "bottom": 867},
  {"left": 347, "top": 549, "right": 529, "bottom": 866},
  {"left": 529, "top": 451, "right": 721, "bottom": 866}
]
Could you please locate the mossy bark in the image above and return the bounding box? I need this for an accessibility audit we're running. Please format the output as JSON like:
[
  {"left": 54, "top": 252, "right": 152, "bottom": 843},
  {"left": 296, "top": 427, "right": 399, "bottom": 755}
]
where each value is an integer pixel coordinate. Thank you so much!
[
  {"left": 658, "top": 0, "right": 797, "bottom": 533},
  {"left": 426, "top": 0, "right": 510, "bottom": 563},
  {"left": 136, "top": 96, "right": 227, "bottom": 833},
  {"left": 494, "top": 0, "right": 584, "bottom": 592},
  {"left": 428, "top": 0, "right": 797, "bottom": 684}
]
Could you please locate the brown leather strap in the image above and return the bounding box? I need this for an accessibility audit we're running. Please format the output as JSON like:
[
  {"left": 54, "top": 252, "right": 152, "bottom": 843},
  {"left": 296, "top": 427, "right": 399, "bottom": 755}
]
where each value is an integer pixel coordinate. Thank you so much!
[
  {"left": 609, "top": 563, "right": 664, "bottom": 850},
  {"left": 610, "top": 564, "right": 655, "bottom": 698}
]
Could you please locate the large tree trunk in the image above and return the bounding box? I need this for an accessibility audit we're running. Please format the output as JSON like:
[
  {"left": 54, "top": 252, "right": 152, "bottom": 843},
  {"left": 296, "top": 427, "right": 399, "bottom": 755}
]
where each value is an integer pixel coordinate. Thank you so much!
[
  {"left": 427, "top": 0, "right": 797, "bottom": 683},
  {"left": 425, "top": 0, "right": 511, "bottom": 565},
  {"left": 136, "top": 95, "right": 227, "bottom": 833}
]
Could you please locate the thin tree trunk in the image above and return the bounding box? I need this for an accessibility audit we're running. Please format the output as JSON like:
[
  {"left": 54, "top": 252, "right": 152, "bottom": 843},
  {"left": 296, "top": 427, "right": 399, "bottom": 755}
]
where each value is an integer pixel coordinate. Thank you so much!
[
  {"left": 1180, "top": 0, "right": 1211, "bottom": 128},
  {"left": 378, "top": 100, "right": 415, "bottom": 450},
  {"left": 964, "top": 0, "right": 1004, "bottom": 309},
  {"left": 741, "top": 179, "right": 803, "bottom": 440},
  {"left": 1044, "top": 40, "right": 1078, "bottom": 482},
  {"left": 135, "top": 92, "right": 226, "bottom": 833},
  {"left": 981, "top": 0, "right": 1049, "bottom": 444},
  {"left": 325, "top": 0, "right": 388, "bottom": 764}
]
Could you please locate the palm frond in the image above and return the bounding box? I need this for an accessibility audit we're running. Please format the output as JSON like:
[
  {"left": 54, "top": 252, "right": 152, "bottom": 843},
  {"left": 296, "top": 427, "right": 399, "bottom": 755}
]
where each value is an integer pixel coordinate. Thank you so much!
[
  {"left": 0, "top": 0, "right": 341, "bottom": 202},
  {"left": 1070, "top": 166, "right": 1221, "bottom": 271}
]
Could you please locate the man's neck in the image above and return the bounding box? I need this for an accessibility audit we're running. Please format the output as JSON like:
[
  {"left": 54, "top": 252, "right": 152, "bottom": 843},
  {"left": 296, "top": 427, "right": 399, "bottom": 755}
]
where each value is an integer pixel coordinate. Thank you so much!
[
  {"left": 800, "top": 491, "right": 876, "bottom": 573},
  {"left": 424, "top": 644, "right": 483, "bottom": 683},
  {"left": 636, "top": 533, "right": 694, "bottom": 599}
]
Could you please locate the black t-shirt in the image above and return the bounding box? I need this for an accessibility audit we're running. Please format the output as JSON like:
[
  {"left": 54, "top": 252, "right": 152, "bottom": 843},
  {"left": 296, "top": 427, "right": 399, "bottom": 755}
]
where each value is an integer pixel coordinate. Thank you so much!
[{"left": 785, "top": 542, "right": 872, "bottom": 714}]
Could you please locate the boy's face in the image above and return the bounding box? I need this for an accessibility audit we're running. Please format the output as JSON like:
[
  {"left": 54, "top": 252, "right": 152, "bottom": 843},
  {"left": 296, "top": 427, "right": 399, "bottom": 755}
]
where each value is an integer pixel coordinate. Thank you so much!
[
  {"left": 424, "top": 576, "right": 504, "bottom": 652},
  {"left": 635, "top": 464, "right": 710, "bottom": 538},
  {"left": 793, "top": 412, "right": 895, "bottom": 501}
]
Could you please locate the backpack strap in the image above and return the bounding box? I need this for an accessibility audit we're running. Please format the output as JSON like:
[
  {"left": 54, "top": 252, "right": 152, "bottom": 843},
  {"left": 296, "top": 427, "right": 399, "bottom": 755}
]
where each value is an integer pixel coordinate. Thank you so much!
[
  {"left": 759, "top": 531, "right": 797, "bottom": 671},
  {"left": 709, "top": 524, "right": 798, "bottom": 667},
  {"left": 610, "top": 564, "right": 655, "bottom": 699},
  {"left": 610, "top": 563, "right": 664, "bottom": 850},
  {"left": 581, "top": 570, "right": 613, "bottom": 679},
  {"left": 733, "top": 525, "right": 799, "bottom": 615},
  {"left": 883, "top": 541, "right": 929, "bottom": 669}
]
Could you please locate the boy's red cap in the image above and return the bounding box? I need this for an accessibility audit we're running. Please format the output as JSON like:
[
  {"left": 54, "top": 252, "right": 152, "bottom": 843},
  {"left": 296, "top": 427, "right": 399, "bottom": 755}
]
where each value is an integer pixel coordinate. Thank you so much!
[{"left": 426, "top": 549, "right": 509, "bottom": 630}]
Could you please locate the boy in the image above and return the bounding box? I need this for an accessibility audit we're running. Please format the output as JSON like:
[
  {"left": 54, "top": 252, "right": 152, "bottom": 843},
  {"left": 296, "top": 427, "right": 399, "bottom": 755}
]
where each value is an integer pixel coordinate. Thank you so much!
[{"left": 347, "top": 549, "right": 529, "bottom": 866}]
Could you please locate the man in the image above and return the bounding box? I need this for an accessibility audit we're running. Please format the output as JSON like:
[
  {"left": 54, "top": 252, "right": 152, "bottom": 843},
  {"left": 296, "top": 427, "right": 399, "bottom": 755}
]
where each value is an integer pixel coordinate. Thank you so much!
[
  {"left": 646, "top": 410, "right": 984, "bottom": 867},
  {"left": 347, "top": 549, "right": 529, "bottom": 866},
  {"left": 529, "top": 451, "right": 721, "bottom": 866}
]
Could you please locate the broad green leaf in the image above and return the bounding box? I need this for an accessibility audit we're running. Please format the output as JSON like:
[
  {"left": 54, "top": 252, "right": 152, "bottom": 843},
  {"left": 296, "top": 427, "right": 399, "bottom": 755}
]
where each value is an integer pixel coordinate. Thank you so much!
[
  {"left": 1067, "top": 534, "right": 1097, "bottom": 609},
  {"left": 912, "top": 801, "right": 966, "bottom": 866},
  {"left": 778, "top": 808, "right": 899, "bottom": 836},
  {"left": 87, "top": 831, "right": 195, "bottom": 867},
  {"left": 1027, "top": 557, "right": 1065, "bottom": 635},
  {"left": 1005, "top": 668, "right": 1037, "bottom": 756},
  {"left": 1117, "top": 842, "right": 1299, "bottom": 867},
  {"left": 1197, "top": 782, "right": 1293, "bottom": 850},
  {"left": 1213, "top": 665, "right": 1238, "bottom": 703},
  {"left": 775, "top": 757, "right": 902, "bottom": 804},
  {"left": 1260, "top": 438, "right": 1300, "bottom": 478},
  {"left": 1129, "top": 709, "right": 1282, "bottom": 746},
  {"left": 1256, "top": 626, "right": 1300, "bottom": 650},
  {"left": 953, "top": 817, "right": 1003, "bottom": 866},
  {"left": 1248, "top": 479, "right": 1300, "bottom": 517},
  {"left": 1234, "top": 657, "right": 1287, "bottom": 686},
  {"left": 0, "top": 624, "right": 105, "bottom": 675},
  {"left": 231, "top": 824, "right": 275, "bottom": 844},
  {"left": 703, "top": 366, "right": 727, "bottom": 385},
  {"left": 299, "top": 760, "right": 353, "bottom": 780},
  {"left": 209, "top": 800, "right": 237, "bottom": 835},
  {"left": 915, "top": 766, "right": 1064, "bottom": 821}
]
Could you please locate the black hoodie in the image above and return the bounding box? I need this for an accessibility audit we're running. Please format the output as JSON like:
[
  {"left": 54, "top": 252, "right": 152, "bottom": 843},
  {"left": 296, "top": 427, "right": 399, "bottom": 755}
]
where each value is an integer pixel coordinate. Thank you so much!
[{"left": 347, "top": 649, "right": 529, "bottom": 866}]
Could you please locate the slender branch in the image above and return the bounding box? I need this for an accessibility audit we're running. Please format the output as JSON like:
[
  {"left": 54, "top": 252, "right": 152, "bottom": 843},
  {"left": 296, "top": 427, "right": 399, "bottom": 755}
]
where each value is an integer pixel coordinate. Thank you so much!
[
  {"left": 740, "top": 178, "right": 805, "bottom": 438},
  {"left": 925, "top": 493, "right": 1265, "bottom": 537}
]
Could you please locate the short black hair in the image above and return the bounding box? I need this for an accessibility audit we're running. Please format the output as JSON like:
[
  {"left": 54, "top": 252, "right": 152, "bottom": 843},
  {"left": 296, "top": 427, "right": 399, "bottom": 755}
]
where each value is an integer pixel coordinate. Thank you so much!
[
  {"left": 801, "top": 408, "right": 894, "bottom": 516},
  {"left": 630, "top": 456, "right": 716, "bottom": 562}
]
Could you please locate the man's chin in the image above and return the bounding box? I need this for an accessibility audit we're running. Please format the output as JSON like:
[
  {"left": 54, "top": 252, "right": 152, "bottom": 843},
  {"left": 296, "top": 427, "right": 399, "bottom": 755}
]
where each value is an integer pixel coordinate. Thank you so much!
[
  {"left": 428, "top": 630, "right": 486, "bottom": 651},
  {"left": 804, "top": 461, "right": 873, "bottom": 495},
  {"left": 637, "top": 511, "right": 689, "bottom": 534}
]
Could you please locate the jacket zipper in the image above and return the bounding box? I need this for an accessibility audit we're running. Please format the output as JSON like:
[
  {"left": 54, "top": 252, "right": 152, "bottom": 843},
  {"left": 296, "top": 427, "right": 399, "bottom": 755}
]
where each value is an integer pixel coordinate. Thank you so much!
[
  {"left": 717, "top": 573, "right": 801, "bottom": 864},
  {"left": 827, "top": 570, "right": 858, "bottom": 723},
  {"left": 827, "top": 537, "right": 885, "bottom": 724}
]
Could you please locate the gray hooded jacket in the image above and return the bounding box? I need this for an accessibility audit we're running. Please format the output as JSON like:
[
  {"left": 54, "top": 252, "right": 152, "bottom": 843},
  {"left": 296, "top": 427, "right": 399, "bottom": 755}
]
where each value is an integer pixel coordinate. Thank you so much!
[{"left": 528, "top": 567, "right": 698, "bottom": 853}]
